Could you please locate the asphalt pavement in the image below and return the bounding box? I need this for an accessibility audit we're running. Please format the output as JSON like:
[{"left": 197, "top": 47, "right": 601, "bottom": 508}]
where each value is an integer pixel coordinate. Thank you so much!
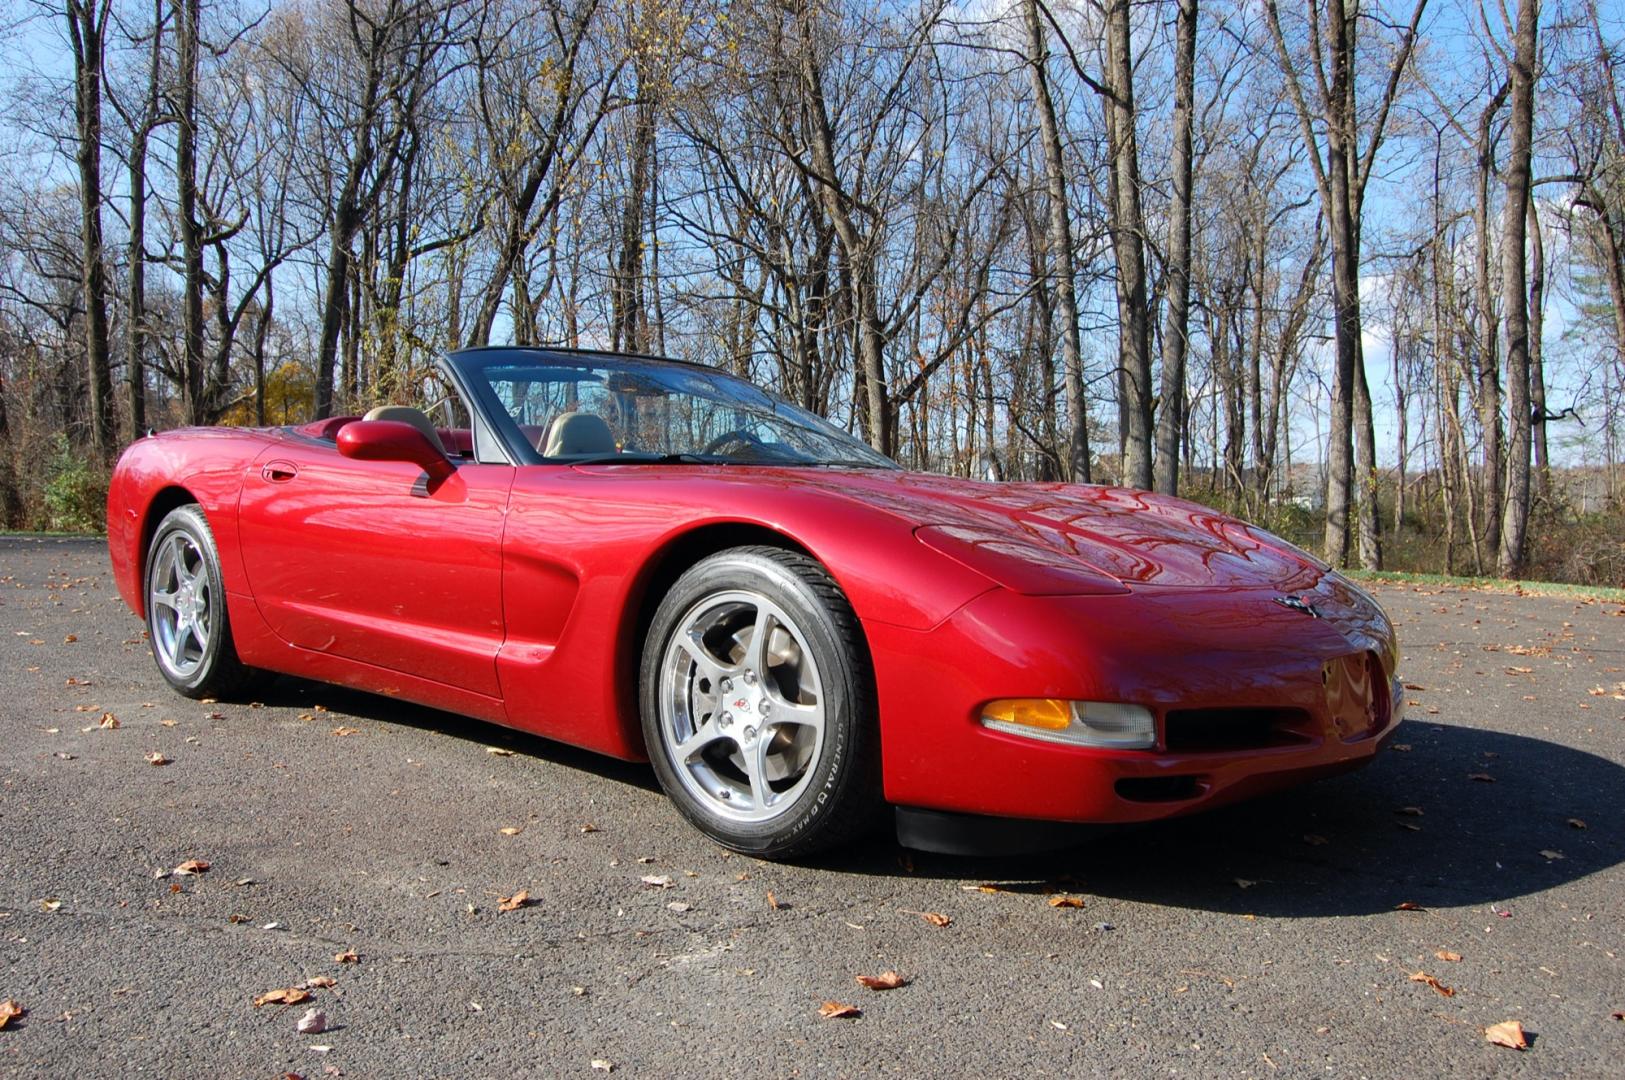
[{"left": 1, "top": 535, "right": 1622, "bottom": 1078}]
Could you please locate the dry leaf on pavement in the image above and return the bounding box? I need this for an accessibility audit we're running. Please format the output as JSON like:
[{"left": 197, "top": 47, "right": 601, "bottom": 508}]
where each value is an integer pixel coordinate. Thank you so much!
[
  {"left": 330, "top": 726, "right": 359, "bottom": 737},
  {"left": 499, "top": 827, "right": 522, "bottom": 836},
  {"left": 1394, "top": 901, "right": 1424, "bottom": 911},
  {"left": 640, "top": 875, "right": 674, "bottom": 889},
  {"left": 855, "top": 971, "right": 909, "bottom": 990},
  {"left": 1435, "top": 949, "right": 1462, "bottom": 962},
  {"left": 921, "top": 912, "right": 952, "bottom": 927},
  {"left": 296, "top": 1008, "right": 328, "bottom": 1035},
  {"left": 98, "top": 713, "right": 119, "bottom": 729},
  {"left": 334, "top": 949, "right": 358, "bottom": 964},
  {"left": 818, "top": 1001, "right": 861, "bottom": 1019},
  {"left": 254, "top": 987, "right": 312, "bottom": 1007},
  {"left": 0, "top": 1000, "right": 22, "bottom": 1029},
  {"left": 1408, "top": 972, "right": 1455, "bottom": 997},
  {"left": 304, "top": 976, "right": 336, "bottom": 989},
  {"left": 498, "top": 890, "right": 532, "bottom": 912},
  {"left": 173, "top": 859, "right": 210, "bottom": 876},
  {"left": 485, "top": 747, "right": 515, "bottom": 757},
  {"left": 1484, "top": 1020, "right": 1528, "bottom": 1049},
  {"left": 145, "top": 751, "right": 169, "bottom": 766}
]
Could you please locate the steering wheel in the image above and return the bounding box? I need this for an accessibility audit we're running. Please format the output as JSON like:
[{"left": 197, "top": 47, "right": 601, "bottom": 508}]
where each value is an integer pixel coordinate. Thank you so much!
[{"left": 699, "top": 428, "right": 769, "bottom": 457}]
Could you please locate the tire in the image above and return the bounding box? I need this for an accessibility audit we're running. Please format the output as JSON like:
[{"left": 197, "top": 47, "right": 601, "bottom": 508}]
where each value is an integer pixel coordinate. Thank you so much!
[
  {"left": 640, "top": 546, "right": 881, "bottom": 859},
  {"left": 144, "top": 504, "right": 266, "bottom": 700}
]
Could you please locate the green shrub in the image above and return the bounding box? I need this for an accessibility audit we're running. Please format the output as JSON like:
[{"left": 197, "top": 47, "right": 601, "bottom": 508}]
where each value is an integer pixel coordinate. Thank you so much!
[{"left": 41, "top": 434, "right": 107, "bottom": 534}]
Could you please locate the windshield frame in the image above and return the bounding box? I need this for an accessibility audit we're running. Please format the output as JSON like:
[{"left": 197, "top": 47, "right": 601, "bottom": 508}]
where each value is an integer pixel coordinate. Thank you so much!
[{"left": 445, "top": 346, "right": 899, "bottom": 470}]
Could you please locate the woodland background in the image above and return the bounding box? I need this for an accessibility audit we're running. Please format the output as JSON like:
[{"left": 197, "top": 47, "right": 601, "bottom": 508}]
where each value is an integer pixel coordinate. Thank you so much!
[{"left": 2, "top": 0, "right": 1623, "bottom": 584}]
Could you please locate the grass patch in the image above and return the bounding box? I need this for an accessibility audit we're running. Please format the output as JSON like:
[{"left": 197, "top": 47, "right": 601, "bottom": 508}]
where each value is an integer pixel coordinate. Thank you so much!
[{"left": 1346, "top": 568, "right": 1625, "bottom": 603}]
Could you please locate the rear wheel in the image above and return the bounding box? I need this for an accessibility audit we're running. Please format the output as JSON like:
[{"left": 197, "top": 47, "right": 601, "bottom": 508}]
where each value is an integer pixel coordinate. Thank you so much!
[
  {"left": 640, "top": 546, "right": 880, "bottom": 859},
  {"left": 145, "top": 505, "right": 265, "bottom": 700}
]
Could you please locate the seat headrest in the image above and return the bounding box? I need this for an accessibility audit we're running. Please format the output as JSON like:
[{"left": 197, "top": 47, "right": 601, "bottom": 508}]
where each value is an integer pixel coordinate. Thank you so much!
[
  {"left": 364, "top": 405, "right": 447, "bottom": 455},
  {"left": 543, "top": 411, "right": 617, "bottom": 457}
]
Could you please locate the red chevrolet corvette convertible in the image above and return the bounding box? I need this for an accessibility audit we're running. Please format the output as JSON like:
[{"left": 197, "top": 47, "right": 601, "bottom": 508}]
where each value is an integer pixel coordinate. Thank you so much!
[{"left": 108, "top": 347, "right": 1401, "bottom": 858}]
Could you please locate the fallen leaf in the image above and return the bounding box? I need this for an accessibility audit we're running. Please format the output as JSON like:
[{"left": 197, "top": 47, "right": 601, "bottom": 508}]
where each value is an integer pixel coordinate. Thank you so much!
[
  {"left": 1234, "top": 878, "right": 1257, "bottom": 889},
  {"left": 1467, "top": 773, "right": 1495, "bottom": 782},
  {"left": 1409, "top": 971, "right": 1455, "bottom": 997},
  {"left": 334, "top": 949, "right": 358, "bottom": 964},
  {"left": 1484, "top": 1020, "right": 1528, "bottom": 1050},
  {"left": 254, "top": 987, "right": 312, "bottom": 1007},
  {"left": 1568, "top": 818, "right": 1588, "bottom": 829},
  {"left": 1435, "top": 949, "right": 1462, "bottom": 962},
  {"left": 63, "top": 634, "right": 77, "bottom": 643},
  {"left": 498, "top": 827, "right": 522, "bottom": 836},
  {"left": 855, "top": 971, "right": 908, "bottom": 990},
  {"left": 1396, "top": 806, "right": 1424, "bottom": 816},
  {"left": 330, "top": 726, "right": 359, "bottom": 737},
  {"left": 228, "top": 914, "right": 248, "bottom": 924},
  {"left": 304, "top": 976, "right": 336, "bottom": 989},
  {"left": 296, "top": 1008, "right": 328, "bottom": 1035},
  {"left": 1539, "top": 849, "right": 1564, "bottom": 861},
  {"left": 485, "top": 746, "right": 515, "bottom": 757},
  {"left": 98, "top": 713, "right": 119, "bottom": 729},
  {"left": 590, "top": 1061, "right": 613, "bottom": 1073},
  {"left": 497, "top": 890, "right": 531, "bottom": 912},
  {"left": 1391, "top": 743, "right": 1412, "bottom": 751},
  {"left": 39, "top": 898, "right": 61, "bottom": 912},
  {"left": 1395, "top": 901, "right": 1424, "bottom": 911},
  {"left": 818, "top": 1001, "right": 861, "bottom": 1019},
  {"left": 640, "top": 875, "right": 674, "bottom": 889},
  {"left": 766, "top": 890, "right": 779, "bottom": 910},
  {"left": 1047, "top": 896, "right": 1086, "bottom": 909},
  {"left": 145, "top": 751, "right": 169, "bottom": 767},
  {"left": 921, "top": 912, "right": 952, "bottom": 928},
  {"left": 0, "top": 1000, "right": 22, "bottom": 1029},
  {"left": 580, "top": 824, "right": 599, "bottom": 834},
  {"left": 160, "top": 719, "right": 178, "bottom": 727},
  {"left": 666, "top": 901, "right": 691, "bottom": 913},
  {"left": 53, "top": 752, "right": 75, "bottom": 760},
  {"left": 173, "top": 859, "right": 210, "bottom": 876}
]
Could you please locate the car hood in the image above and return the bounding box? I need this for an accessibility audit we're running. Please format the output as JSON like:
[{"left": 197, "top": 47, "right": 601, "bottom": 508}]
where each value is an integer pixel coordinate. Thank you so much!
[{"left": 816, "top": 470, "right": 1326, "bottom": 592}]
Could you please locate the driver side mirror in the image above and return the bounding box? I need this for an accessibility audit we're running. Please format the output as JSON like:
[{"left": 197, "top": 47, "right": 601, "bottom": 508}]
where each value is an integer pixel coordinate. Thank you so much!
[{"left": 338, "top": 420, "right": 455, "bottom": 483}]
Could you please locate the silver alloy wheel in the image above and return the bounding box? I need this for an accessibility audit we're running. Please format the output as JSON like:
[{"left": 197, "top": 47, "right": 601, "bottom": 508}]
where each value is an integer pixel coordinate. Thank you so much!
[
  {"left": 148, "top": 530, "right": 212, "bottom": 681},
  {"left": 657, "top": 589, "right": 826, "bottom": 823}
]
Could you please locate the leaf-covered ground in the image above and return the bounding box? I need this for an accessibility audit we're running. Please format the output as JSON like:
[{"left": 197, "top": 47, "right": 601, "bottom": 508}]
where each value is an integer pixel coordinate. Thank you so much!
[{"left": 2, "top": 537, "right": 1621, "bottom": 1077}]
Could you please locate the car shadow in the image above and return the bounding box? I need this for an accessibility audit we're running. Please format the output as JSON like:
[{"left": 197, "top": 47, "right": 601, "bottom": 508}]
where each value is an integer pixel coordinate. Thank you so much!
[
  {"left": 830, "top": 719, "right": 1625, "bottom": 918},
  {"left": 248, "top": 677, "right": 1623, "bottom": 916},
  {"left": 251, "top": 675, "right": 662, "bottom": 794}
]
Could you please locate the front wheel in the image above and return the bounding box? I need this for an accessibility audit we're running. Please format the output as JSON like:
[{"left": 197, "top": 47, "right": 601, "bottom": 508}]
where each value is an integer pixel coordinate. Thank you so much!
[
  {"left": 640, "top": 546, "right": 881, "bottom": 859},
  {"left": 144, "top": 504, "right": 265, "bottom": 700}
]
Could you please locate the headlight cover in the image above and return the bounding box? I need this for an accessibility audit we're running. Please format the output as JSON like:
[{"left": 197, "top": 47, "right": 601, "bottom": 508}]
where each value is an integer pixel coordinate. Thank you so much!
[{"left": 981, "top": 698, "right": 1156, "bottom": 749}]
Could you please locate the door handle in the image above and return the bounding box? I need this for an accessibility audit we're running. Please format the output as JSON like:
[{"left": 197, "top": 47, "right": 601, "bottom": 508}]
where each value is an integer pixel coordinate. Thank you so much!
[{"left": 261, "top": 460, "right": 298, "bottom": 483}]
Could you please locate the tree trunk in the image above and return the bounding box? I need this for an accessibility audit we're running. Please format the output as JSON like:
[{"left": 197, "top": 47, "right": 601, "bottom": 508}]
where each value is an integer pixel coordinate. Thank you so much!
[
  {"left": 1104, "top": 0, "right": 1153, "bottom": 488},
  {"left": 68, "top": 0, "right": 116, "bottom": 460},
  {"left": 1154, "top": 0, "right": 1196, "bottom": 495},
  {"left": 1023, "top": 0, "right": 1090, "bottom": 482},
  {"left": 1498, "top": 0, "right": 1539, "bottom": 577}
]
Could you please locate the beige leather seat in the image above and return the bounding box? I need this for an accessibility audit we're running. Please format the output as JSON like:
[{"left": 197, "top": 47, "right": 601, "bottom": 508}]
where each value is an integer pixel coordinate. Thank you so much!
[
  {"left": 542, "top": 411, "right": 616, "bottom": 457},
  {"left": 364, "top": 405, "right": 446, "bottom": 455}
]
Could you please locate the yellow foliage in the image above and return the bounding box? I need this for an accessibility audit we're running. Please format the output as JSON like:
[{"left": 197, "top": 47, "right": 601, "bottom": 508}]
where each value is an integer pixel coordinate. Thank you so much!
[{"left": 220, "top": 362, "right": 315, "bottom": 427}]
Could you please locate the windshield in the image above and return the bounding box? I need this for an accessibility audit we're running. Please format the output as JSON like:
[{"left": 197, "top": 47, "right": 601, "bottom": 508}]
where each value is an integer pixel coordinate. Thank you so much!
[{"left": 457, "top": 351, "right": 897, "bottom": 469}]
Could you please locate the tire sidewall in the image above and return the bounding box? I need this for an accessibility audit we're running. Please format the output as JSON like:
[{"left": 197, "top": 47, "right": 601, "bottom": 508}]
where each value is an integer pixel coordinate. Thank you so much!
[
  {"left": 144, "top": 506, "right": 229, "bottom": 698},
  {"left": 640, "top": 550, "right": 861, "bottom": 856}
]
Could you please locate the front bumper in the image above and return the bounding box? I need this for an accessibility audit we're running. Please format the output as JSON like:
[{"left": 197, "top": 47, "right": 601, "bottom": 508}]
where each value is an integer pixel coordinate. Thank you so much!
[{"left": 870, "top": 576, "right": 1402, "bottom": 825}]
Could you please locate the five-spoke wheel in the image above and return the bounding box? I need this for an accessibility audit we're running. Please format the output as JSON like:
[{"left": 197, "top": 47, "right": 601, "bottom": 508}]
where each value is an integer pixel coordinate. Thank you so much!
[
  {"left": 144, "top": 505, "right": 264, "bottom": 699},
  {"left": 641, "top": 546, "right": 879, "bottom": 858}
]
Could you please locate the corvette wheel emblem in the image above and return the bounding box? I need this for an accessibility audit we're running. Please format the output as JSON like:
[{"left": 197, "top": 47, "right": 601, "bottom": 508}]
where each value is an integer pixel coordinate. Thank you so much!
[{"left": 1274, "top": 595, "right": 1322, "bottom": 618}]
